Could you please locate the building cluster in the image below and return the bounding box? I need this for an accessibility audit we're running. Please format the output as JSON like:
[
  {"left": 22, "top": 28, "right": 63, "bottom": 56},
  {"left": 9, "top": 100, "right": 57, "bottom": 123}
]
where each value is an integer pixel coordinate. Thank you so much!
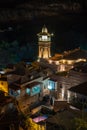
[{"left": 0, "top": 25, "right": 87, "bottom": 130}]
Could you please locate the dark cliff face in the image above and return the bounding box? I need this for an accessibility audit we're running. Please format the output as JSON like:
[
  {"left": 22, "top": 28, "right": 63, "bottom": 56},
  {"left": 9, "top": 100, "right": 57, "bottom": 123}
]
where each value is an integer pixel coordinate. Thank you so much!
[
  {"left": 0, "top": 0, "right": 87, "bottom": 8},
  {"left": 0, "top": 0, "right": 86, "bottom": 23}
]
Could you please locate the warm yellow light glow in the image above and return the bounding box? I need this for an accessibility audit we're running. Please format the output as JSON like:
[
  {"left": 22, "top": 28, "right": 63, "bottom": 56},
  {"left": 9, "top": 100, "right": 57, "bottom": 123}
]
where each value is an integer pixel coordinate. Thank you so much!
[
  {"left": 29, "top": 118, "right": 45, "bottom": 130},
  {"left": 62, "top": 60, "right": 67, "bottom": 64},
  {"left": 55, "top": 61, "right": 59, "bottom": 65},
  {"left": 0, "top": 81, "right": 8, "bottom": 96},
  {"left": 67, "top": 60, "right": 73, "bottom": 64},
  {"left": 60, "top": 64, "right": 65, "bottom": 72},
  {"left": 76, "top": 58, "right": 86, "bottom": 62},
  {"left": 43, "top": 51, "right": 48, "bottom": 58},
  {"left": 38, "top": 25, "right": 52, "bottom": 59},
  {"left": 61, "top": 88, "right": 64, "bottom": 100},
  {"left": 49, "top": 60, "right": 52, "bottom": 64},
  {"left": 42, "top": 35, "right": 48, "bottom": 41}
]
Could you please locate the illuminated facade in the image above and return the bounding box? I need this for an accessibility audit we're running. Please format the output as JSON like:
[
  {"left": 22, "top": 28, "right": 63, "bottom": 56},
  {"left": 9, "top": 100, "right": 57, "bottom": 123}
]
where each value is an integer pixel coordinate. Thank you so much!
[
  {"left": 37, "top": 25, "right": 53, "bottom": 59},
  {"left": 0, "top": 75, "right": 8, "bottom": 96},
  {"left": 48, "top": 48, "right": 87, "bottom": 72},
  {"left": 29, "top": 118, "right": 45, "bottom": 130}
]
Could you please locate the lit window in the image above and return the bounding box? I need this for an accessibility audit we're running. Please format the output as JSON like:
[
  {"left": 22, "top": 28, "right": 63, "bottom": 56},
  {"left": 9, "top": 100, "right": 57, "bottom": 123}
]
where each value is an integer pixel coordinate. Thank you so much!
[
  {"left": 13, "top": 90, "right": 20, "bottom": 96},
  {"left": 17, "top": 90, "right": 20, "bottom": 95},
  {"left": 31, "top": 86, "right": 40, "bottom": 96},
  {"left": 48, "top": 81, "right": 55, "bottom": 90},
  {"left": 26, "top": 88, "right": 30, "bottom": 95},
  {"left": 42, "top": 35, "right": 47, "bottom": 41}
]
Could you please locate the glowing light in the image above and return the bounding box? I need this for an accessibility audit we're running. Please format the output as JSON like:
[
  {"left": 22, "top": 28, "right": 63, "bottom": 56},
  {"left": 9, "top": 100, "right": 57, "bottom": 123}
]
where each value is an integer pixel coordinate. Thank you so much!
[
  {"left": 67, "top": 60, "right": 73, "bottom": 64},
  {"left": 37, "top": 58, "right": 40, "bottom": 62},
  {"left": 26, "top": 88, "right": 30, "bottom": 95},
  {"left": 0, "top": 80, "right": 8, "bottom": 96},
  {"left": 61, "top": 60, "right": 66, "bottom": 64},
  {"left": 48, "top": 81, "right": 55, "bottom": 90},
  {"left": 31, "top": 86, "right": 40, "bottom": 96},
  {"left": 55, "top": 61, "right": 59, "bottom": 65},
  {"left": 48, "top": 85, "right": 52, "bottom": 90},
  {"left": 0, "top": 71, "right": 5, "bottom": 74},
  {"left": 76, "top": 58, "right": 86, "bottom": 62},
  {"left": 17, "top": 90, "right": 20, "bottom": 94},
  {"left": 38, "top": 25, "right": 52, "bottom": 59},
  {"left": 67, "top": 91, "right": 70, "bottom": 103},
  {"left": 60, "top": 64, "right": 65, "bottom": 72},
  {"left": 32, "top": 115, "right": 48, "bottom": 123},
  {"left": 49, "top": 60, "right": 52, "bottom": 64},
  {"left": 43, "top": 51, "right": 49, "bottom": 58},
  {"left": 61, "top": 88, "right": 64, "bottom": 100},
  {"left": 42, "top": 35, "right": 48, "bottom": 41}
]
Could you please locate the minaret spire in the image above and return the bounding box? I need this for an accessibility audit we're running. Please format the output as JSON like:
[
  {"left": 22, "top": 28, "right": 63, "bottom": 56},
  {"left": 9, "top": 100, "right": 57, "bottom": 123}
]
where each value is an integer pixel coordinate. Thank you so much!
[{"left": 37, "top": 25, "right": 53, "bottom": 59}]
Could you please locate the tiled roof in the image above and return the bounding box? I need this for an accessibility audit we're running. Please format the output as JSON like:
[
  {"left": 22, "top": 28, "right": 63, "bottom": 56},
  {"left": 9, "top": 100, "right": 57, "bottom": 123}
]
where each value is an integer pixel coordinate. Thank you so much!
[
  {"left": 63, "top": 48, "right": 87, "bottom": 60},
  {"left": 0, "top": 77, "right": 7, "bottom": 81},
  {"left": 13, "top": 76, "right": 29, "bottom": 85},
  {"left": 25, "top": 81, "right": 41, "bottom": 89},
  {"left": 49, "top": 77, "right": 58, "bottom": 82},
  {"left": 0, "top": 74, "right": 7, "bottom": 81},
  {"left": 49, "top": 73, "right": 87, "bottom": 90},
  {"left": 0, "top": 95, "right": 13, "bottom": 106},
  {"left": 69, "top": 82, "right": 87, "bottom": 96},
  {"left": 9, "top": 84, "right": 21, "bottom": 90},
  {"left": 71, "top": 62, "right": 87, "bottom": 73}
]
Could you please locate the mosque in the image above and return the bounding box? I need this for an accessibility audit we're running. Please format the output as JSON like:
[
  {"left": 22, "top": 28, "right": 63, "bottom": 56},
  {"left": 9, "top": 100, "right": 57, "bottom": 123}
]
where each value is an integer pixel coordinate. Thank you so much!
[{"left": 37, "top": 25, "right": 87, "bottom": 72}]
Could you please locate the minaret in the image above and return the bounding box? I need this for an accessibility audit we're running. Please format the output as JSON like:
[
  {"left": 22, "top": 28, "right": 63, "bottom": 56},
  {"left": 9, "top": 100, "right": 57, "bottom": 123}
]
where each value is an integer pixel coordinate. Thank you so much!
[{"left": 37, "top": 25, "right": 53, "bottom": 59}]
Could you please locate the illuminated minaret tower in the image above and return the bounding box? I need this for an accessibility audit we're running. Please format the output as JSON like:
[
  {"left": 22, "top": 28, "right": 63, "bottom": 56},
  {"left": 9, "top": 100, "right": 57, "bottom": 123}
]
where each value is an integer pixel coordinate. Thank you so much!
[{"left": 37, "top": 25, "right": 53, "bottom": 59}]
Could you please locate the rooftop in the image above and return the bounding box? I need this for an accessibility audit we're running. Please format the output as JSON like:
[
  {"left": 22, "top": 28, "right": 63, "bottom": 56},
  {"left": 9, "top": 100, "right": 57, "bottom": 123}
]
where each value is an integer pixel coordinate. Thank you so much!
[
  {"left": 25, "top": 81, "right": 42, "bottom": 89},
  {"left": 63, "top": 48, "right": 87, "bottom": 60},
  {"left": 69, "top": 82, "right": 87, "bottom": 96},
  {"left": 46, "top": 108, "right": 81, "bottom": 130},
  {"left": 71, "top": 62, "right": 87, "bottom": 73}
]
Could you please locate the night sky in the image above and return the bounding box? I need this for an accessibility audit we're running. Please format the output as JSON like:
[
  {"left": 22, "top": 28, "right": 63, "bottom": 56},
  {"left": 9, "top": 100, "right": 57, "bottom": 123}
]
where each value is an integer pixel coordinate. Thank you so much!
[{"left": 0, "top": 0, "right": 87, "bottom": 64}]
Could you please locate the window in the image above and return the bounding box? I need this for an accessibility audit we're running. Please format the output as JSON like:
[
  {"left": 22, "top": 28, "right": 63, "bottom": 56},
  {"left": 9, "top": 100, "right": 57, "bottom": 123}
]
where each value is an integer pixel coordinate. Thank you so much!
[
  {"left": 13, "top": 90, "right": 20, "bottom": 97},
  {"left": 48, "top": 81, "right": 55, "bottom": 90},
  {"left": 31, "top": 86, "right": 40, "bottom": 96},
  {"left": 17, "top": 90, "right": 20, "bottom": 95},
  {"left": 26, "top": 88, "right": 30, "bottom": 95},
  {"left": 42, "top": 35, "right": 48, "bottom": 41}
]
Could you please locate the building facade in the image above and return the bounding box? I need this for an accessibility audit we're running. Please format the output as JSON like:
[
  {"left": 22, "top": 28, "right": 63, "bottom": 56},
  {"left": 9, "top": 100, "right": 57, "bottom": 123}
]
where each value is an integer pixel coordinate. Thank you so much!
[{"left": 0, "top": 75, "right": 8, "bottom": 96}]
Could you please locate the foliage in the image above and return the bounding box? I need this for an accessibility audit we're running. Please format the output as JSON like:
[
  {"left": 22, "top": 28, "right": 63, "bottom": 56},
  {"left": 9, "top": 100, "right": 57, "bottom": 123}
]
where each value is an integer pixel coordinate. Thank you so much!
[
  {"left": 74, "top": 117, "right": 87, "bottom": 130},
  {"left": 19, "top": 112, "right": 31, "bottom": 130},
  {"left": 0, "top": 40, "right": 37, "bottom": 65}
]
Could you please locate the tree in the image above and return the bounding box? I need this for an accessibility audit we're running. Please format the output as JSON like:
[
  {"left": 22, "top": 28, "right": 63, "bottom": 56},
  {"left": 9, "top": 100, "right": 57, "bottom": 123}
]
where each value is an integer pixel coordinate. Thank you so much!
[{"left": 74, "top": 117, "right": 87, "bottom": 130}]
